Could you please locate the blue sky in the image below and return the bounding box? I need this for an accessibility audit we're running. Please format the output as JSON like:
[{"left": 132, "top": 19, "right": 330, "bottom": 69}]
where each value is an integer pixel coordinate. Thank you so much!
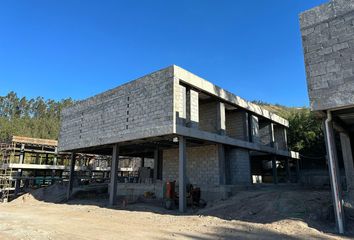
[{"left": 0, "top": 0, "right": 328, "bottom": 107}]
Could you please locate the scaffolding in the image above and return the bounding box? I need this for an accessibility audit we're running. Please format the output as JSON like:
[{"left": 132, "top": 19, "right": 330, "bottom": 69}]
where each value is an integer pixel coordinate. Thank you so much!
[{"left": 0, "top": 143, "right": 14, "bottom": 202}]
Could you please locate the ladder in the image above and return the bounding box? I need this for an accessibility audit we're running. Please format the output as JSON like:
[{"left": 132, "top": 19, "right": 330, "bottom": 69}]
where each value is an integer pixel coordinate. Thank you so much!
[{"left": 0, "top": 143, "right": 13, "bottom": 203}]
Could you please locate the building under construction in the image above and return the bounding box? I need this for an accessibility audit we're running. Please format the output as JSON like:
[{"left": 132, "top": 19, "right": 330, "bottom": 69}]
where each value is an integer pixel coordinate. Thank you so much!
[
  {"left": 0, "top": 135, "right": 134, "bottom": 202},
  {"left": 59, "top": 65, "right": 299, "bottom": 212}
]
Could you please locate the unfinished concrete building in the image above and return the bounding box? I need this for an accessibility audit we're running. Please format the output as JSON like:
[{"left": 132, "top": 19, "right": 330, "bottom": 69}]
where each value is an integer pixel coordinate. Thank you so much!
[
  {"left": 300, "top": 0, "right": 354, "bottom": 233},
  {"left": 59, "top": 65, "right": 299, "bottom": 212}
]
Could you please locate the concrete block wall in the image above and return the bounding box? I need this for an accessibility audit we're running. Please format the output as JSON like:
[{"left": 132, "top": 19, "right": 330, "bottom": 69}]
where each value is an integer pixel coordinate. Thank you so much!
[
  {"left": 274, "top": 125, "right": 287, "bottom": 150},
  {"left": 186, "top": 89, "right": 199, "bottom": 128},
  {"left": 59, "top": 68, "right": 174, "bottom": 151},
  {"left": 225, "top": 110, "right": 248, "bottom": 140},
  {"left": 199, "top": 101, "right": 218, "bottom": 133},
  {"left": 300, "top": 0, "right": 354, "bottom": 110},
  {"left": 259, "top": 120, "right": 271, "bottom": 146},
  {"left": 175, "top": 83, "right": 187, "bottom": 125},
  {"left": 250, "top": 115, "right": 260, "bottom": 143},
  {"left": 226, "top": 147, "right": 251, "bottom": 185},
  {"left": 162, "top": 145, "right": 220, "bottom": 186}
]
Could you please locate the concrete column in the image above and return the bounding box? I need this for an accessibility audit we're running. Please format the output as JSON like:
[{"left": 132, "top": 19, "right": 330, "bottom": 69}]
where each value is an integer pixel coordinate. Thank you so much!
[
  {"left": 270, "top": 123, "right": 275, "bottom": 148},
  {"left": 218, "top": 144, "right": 226, "bottom": 185},
  {"left": 247, "top": 113, "right": 253, "bottom": 142},
  {"left": 109, "top": 144, "right": 119, "bottom": 206},
  {"left": 340, "top": 132, "right": 354, "bottom": 195},
  {"left": 323, "top": 117, "right": 344, "bottom": 234},
  {"left": 66, "top": 153, "right": 76, "bottom": 200},
  {"left": 296, "top": 159, "right": 300, "bottom": 183},
  {"left": 178, "top": 136, "right": 186, "bottom": 213},
  {"left": 186, "top": 88, "right": 199, "bottom": 128},
  {"left": 153, "top": 146, "right": 159, "bottom": 183},
  {"left": 217, "top": 102, "right": 226, "bottom": 135},
  {"left": 285, "top": 158, "right": 290, "bottom": 183},
  {"left": 284, "top": 128, "right": 288, "bottom": 150},
  {"left": 272, "top": 156, "right": 278, "bottom": 184}
]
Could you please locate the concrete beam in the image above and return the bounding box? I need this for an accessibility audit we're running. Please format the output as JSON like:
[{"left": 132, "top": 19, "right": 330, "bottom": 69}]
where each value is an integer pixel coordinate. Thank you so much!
[
  {"left": 109, "top": 144, "right": 119, "bottom": 206},
  {"left": 66, "top": 153, "right": 76, "bottom": 201},
  {"left": 175, "top": 125, "right": 294, "bottom": 158},
  {"left": 179, "top": 136, "right": 186, "bottom": 213}
]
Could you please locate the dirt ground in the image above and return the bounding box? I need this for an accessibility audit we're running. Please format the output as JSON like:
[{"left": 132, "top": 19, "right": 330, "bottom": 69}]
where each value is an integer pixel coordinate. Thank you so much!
[{"left": 0, "top": 185, "right": 353, "bottom": 240}]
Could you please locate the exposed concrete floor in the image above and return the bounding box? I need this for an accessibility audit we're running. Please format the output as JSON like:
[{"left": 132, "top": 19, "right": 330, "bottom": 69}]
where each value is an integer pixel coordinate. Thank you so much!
[{"left": 0, "top": 186, "right": 353, "bottom": 240}]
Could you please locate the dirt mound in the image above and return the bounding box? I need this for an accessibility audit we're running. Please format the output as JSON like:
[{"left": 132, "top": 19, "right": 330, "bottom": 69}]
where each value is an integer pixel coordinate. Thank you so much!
[
  {"left": 12, "top": 183, "right": 68, "bottom": 204},
  {"left": 197, "top": 188, "right": 352, "bottom": 234}
]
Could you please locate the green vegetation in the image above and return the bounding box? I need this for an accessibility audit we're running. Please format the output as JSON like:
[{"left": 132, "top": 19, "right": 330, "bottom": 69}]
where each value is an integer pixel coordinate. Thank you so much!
[
  {"left": 0, "top": 92, "right": 74, "bottom": 141},
  {"left": 258, "top": 102, "right": 326, "bottom": 159}
]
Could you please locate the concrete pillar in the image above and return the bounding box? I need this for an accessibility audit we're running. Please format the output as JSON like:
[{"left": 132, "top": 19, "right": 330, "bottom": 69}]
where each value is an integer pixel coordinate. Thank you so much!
[
  {"left": 340, "top": 132, "right": 354, "bottom": 195},
  {"left": 296, "top": 159, "right": 300, "bottom": 183},
  {"left": 153, "top": 146, "right": 159, "bottom": 183},
  {"left": 323, "top": 118, "right": 344, "bottom": 234},
  {"left": 247, "top": 113, "right": 253, "bottom": 142},
  {"left": 178, "top": 136, "right": 186, "bottom": 213},
  {"left": 218, "top": 144, "right": 226, "bottom": 184},
  {"left": 109, "top": 144, "right": 119, "bottom": 206},
  {"left": 284, "top": 128, "right": 288, "bottom": 150},
  {"left": 272, "top": 156, "right": 278, "bottom": 184},
  {"left": 186, "top": 88, "right": 199, "bottom": 128},
  {"left": 285, "top": 158, "right": 290, "bottom": 183},
  {"left": 270, "top": 123, "right": 275, "bottom": 148},
  {"left": 217, "top": 102, "right": 226, "bottom": 135},
  {"left": 66, "top": 153, "right": 76, "bottom": 200}
]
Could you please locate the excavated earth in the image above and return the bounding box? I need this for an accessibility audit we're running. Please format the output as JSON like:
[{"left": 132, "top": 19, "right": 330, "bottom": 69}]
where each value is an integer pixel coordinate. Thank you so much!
[{"left": 0, "top": 184, "right": 353, "bottom": 240}]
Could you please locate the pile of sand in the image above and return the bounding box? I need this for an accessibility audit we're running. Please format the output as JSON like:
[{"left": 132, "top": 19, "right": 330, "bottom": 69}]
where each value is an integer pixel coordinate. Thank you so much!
[{"left": 12, "top": 183, "right": 68, "bottom": 204}]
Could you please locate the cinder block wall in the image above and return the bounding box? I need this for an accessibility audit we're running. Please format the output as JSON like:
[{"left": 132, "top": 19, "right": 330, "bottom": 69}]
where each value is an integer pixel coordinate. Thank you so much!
[
  {"left": 59, "top": 68, "right": 174, "bottom": 151},
  {"left": 175, "top": 84, "right": 186, "bottom": 125},
  {"left": 259, "top": 121, "right": 271, "bottom": 146},
  {"left": 274, "top": 125, "right": 287, "bottom": 150},
  {"left": 199, "top": 101, "right": 218, "bottom": 133},
  {"left": 226, "top": 147, "right": 251, "bottom": 185},
  {"left": 162, "top": 145, "right": 220, "bottom": 186},
  {"left": 250, "top": 115, "right": 260, "bottom": 143},
  {"left": 225, "top": 110, "right": 248, "bottom": 140},
  {"left": 300, "top": 0, "right": 354, "bottom": 110}
]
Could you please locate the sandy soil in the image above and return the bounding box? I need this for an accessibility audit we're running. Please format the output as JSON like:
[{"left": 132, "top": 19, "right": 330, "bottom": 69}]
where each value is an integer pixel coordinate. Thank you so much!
[{"left": 0, "top": 185, "right": 353, "bottom": 240}]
